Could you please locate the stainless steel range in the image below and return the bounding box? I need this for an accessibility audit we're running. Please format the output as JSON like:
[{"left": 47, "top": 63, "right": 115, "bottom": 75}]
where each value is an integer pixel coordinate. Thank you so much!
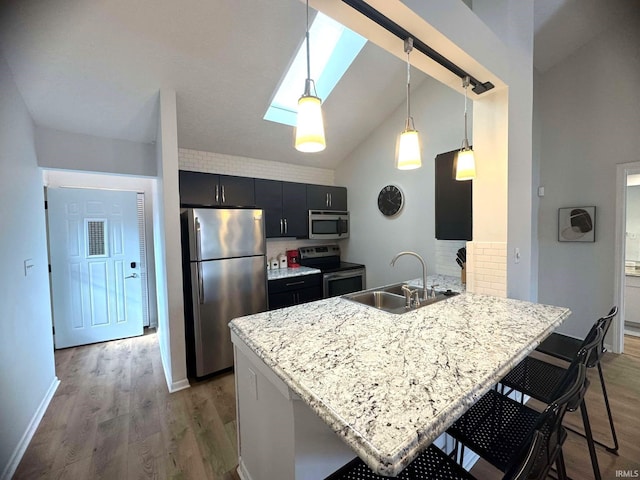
[{"left": 298, "top": 245, "right": 366, "bottom": 298}]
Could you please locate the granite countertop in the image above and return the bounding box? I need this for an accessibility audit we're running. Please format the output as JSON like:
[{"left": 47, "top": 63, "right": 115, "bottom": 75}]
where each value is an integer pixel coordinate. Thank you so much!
[
  {"left": 267, "top": 266, "right": 321, "bottom": 281},
  {"left": 229, "top": 284, "right": 569, "bottom": 476},
  {"left": 403, "top": 273, "right": 465, "bottom": 293}
]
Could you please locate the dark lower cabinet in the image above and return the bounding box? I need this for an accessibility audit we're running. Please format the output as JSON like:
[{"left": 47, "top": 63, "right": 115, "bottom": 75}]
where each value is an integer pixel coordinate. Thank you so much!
[{"left": 268, "top": 274, "right": 322, "bottom": 310}]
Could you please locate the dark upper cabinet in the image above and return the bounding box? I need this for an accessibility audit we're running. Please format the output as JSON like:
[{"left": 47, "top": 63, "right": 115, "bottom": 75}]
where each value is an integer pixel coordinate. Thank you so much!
[
  {"left": 255, "top": 179, "right": 308, "bottom": 238},
  {"left": 179, "top": 171, "right": 255, "bottom": 207},
  {"left": 435, "top": 150, "right": 472, "bottom": 240},
  {"left": 282, "top": 182, "right": 308, "bottom": 237},
  {"left": 307, "top": 185, "right": 347, "bottom": 211}
]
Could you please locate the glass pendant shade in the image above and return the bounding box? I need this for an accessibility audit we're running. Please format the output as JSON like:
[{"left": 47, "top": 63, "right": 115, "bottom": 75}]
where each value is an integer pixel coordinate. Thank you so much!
[
  {"left": 295, "top": 94, "right": 326, "bottom": 153},
  {"left": 396, "top": 38, "right": 422, "bottom": 170},
  {"left": 397, "top": 129, "right": 422, "bottom": 170},
  {"left": 456, "top": 75, "right": 475, "bottom": 180},
  {"left": 456, "top": 148, "right": 476, "bottom": 180}
]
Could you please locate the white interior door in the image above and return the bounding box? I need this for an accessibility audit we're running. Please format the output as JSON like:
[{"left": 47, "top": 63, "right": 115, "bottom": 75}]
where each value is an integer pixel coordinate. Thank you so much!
[{"left": 48, "top": 187, "right": 143, "bottom": 348}]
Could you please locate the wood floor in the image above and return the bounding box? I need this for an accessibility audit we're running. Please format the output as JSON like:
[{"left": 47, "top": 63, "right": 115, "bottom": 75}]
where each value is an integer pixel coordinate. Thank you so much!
[
  {"left": 15, "top": 333, "right": 640, "bottom": 479},
  {"left": 14, "top": 331, "right": 240, "bottom": 480}
]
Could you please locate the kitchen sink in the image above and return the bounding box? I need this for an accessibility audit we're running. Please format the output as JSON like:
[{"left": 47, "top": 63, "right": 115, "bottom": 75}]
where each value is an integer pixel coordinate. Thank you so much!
[
  {"left": 342, "top": 283, "right": 458, "bottom": 314},
  {"left": 345, "top": 291, "right": 408, "bottom": 310}
]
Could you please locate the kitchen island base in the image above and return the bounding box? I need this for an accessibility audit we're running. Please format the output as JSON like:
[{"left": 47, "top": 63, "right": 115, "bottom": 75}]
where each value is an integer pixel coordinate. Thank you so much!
[{"left": 233, "top": 333, "right": 356, "bottom": 480}]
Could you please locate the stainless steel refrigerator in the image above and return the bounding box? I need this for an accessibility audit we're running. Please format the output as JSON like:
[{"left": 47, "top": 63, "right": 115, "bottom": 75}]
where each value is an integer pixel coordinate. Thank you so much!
[{"left": 182, "top": 208, "right": 267, "bottom": 377}]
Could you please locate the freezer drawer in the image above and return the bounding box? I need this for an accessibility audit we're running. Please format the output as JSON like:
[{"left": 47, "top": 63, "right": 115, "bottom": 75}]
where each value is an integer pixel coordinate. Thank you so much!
[{"left": 191, "top": 255, "right": 267, "bottom": 377}]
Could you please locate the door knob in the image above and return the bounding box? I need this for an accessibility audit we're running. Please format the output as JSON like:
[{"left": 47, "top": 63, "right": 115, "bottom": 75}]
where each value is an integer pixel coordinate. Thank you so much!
[{"left": 125, "top": 273, "right": 139, "bottom": 279}]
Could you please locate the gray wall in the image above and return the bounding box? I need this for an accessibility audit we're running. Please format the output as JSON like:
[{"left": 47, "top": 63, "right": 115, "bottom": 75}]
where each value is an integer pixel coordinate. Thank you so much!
[
  {"left": 626, "top": 186, "right": 640, "bottom": 261},
  {"left": 35, "top": 125, "right": 157, "bottom": 177},
  {"left": 537, "top": 10, "right": 640, "bottom": 337},
  {"left": 0, "top": 55, "right": 57, "bottom": 479},
  {"left": 336, "top": 75, "right": 467, "bottom": 288}
]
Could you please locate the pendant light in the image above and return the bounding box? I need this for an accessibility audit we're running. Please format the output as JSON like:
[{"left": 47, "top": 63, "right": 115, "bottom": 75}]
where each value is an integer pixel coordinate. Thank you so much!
[
  {"left": 456, "top": 76, "right": 476, "bottom": 180},
  {"left": 294, "top": 0, "right": 326, "bottom": 153},
  {"left": 396, "top": 37, "right": 422, "bottom": 170}
]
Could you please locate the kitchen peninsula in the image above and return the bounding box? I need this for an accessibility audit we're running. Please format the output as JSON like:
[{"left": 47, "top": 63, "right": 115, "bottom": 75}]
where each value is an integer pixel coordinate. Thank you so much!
[{"left": 229, "top": 278, "right": 570, "bottom": 480}]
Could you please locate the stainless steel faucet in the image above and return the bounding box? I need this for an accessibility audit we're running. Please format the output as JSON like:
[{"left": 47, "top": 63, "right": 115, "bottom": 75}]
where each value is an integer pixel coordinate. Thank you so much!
[{"left": 390, "top": 251, "right": 428, "bottom": 301}]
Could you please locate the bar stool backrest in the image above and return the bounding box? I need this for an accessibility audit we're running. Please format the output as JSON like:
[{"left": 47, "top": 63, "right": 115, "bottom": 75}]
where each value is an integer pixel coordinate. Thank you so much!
[
  {"left": 505, "top": 364, "right": 587, "bottom": 480},
  {"left": 590, "top": 306, "right": 618, "bottom": 366}
]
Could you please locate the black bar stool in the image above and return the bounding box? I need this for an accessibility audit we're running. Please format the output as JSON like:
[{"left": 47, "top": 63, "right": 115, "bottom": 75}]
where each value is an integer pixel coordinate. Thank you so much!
[
  {"left": 497, "top": 325, "right": 604, "bottom": 480},
  {"left": 536, "top": 306, "right": 619, "bottom": 454}
]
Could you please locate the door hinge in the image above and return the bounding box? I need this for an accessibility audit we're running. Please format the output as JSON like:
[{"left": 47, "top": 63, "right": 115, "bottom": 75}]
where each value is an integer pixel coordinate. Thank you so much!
[
  {"left": 48, "top": 264, "right": 52, "bottom": 273},
  {"left": 44, "top": 200, "right": 48, "bottom": 210},
  {"left": 52, "top": 325, "right": 55, "bottom": 335}
]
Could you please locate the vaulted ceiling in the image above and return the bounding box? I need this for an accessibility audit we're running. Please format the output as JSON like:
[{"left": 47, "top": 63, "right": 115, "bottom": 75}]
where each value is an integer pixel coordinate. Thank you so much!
[{"left": 0, "top": 0, "right": 633, "bottom": 169}]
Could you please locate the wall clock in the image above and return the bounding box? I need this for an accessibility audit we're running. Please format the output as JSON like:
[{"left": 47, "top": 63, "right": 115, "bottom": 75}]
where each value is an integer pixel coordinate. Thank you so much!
[{"left": 377, "top": 184, "right": 404, "bottom": 217}]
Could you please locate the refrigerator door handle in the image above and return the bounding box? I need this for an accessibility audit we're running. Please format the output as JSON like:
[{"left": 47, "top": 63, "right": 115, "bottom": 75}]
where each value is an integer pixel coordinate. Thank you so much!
[
  {"left": 197, "top": 261, "right": 204, "bottom": 304},
  {"left": 195, "top": 217, "right": 202, "bottom": 261}
]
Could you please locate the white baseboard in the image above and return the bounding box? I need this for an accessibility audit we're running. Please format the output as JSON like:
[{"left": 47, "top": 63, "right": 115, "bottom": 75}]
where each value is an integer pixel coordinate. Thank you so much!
[
  {"left": 237, "top": 458, "right": 254, "bottom": 480},
  {"left": 1, "top": 376, "right": 60, "bottom": 480},
  {"left": 169, "top": 378, "right": 190, "bottom": 393},
  {"left": 158, "top": 344, "right": 190, "bottom": 393},
  {"left": 624, "top": 324, "right": 640, "bottom": 337}
]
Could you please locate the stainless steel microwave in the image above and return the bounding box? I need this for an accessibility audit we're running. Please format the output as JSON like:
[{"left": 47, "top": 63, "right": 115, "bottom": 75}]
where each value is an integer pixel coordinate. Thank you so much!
[{"left": 308, "top": 210, "right": 349, "bottom": 240}]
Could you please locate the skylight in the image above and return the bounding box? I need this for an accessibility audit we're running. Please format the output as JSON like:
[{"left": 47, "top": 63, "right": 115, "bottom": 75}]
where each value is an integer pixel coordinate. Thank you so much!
[{"left": 264, "top": 12, "right": 367, "bottom": 127}]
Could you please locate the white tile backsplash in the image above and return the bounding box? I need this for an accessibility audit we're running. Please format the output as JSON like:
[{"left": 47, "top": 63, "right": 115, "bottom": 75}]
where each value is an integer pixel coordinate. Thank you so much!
[
  {"left": 466, "top": 241, "right": 507, "bottom": 297},
  {"left": 179, "top": 148, "right": 335, "bottom": 185}
]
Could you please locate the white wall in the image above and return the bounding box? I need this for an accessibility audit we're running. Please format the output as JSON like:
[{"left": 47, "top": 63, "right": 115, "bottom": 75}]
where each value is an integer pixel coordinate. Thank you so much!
[
  {"left": 537, "top": 11, "right": 640, "bottom": 337},
  {"left": 472, "top": 0, "right": 535, "bottom": 300},
  {"left": 35, "top": 126, "right": 156, "bottom": 177},
  {"left": 42, "top": 170, "right": 159, "bottom": 327},
  {"left": 336, "top": 75, "right": 468, "bottom": 288},
  {"left": 153, "top": 89, "right": 189, "bottom": 392},
  {"left": 0, "top": 55, "right": 58, "bottom": 480}
]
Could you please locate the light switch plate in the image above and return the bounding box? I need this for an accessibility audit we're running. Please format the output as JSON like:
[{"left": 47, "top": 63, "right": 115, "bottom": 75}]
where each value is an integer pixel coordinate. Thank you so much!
[{"left": 24, "top": 259, "right": 34, "bottom": 276}]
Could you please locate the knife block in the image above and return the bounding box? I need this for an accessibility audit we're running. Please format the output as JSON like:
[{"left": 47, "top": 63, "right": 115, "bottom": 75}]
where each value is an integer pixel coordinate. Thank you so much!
[{"left": 461, "top": 264, "right": 466, "bottom": 285}]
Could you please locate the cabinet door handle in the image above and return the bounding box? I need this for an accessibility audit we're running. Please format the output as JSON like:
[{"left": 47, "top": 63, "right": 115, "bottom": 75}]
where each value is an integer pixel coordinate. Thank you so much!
[
  {"left": 284, "top": 218, "right": 288, "bottom": 234},
  {"left": 286, "top": 280, "right": 305, "bottom": 287},
  {"left": 329, "top": 192, "right": 332, "bottom": 208},
  {"left": 221, "top": 185, "right": 226, "bottom": 204},
  {"left": 326, "top": 193, "right": 329, "bottom": 207},
  {"left": 215, "top": 184, "right": 219, "bottom": 203},
  {"left": 280, "top": 218, "right": 284, "bottom": 235}
]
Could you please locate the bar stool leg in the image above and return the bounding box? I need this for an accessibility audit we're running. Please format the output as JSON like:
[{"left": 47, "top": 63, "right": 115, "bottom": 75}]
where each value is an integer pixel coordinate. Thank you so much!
[
  {"left": 580, "top": 400, "right": 601, "bottom": 480},
  {"left": 597, "top": 362, "right": 619, "bottom": 454}
]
